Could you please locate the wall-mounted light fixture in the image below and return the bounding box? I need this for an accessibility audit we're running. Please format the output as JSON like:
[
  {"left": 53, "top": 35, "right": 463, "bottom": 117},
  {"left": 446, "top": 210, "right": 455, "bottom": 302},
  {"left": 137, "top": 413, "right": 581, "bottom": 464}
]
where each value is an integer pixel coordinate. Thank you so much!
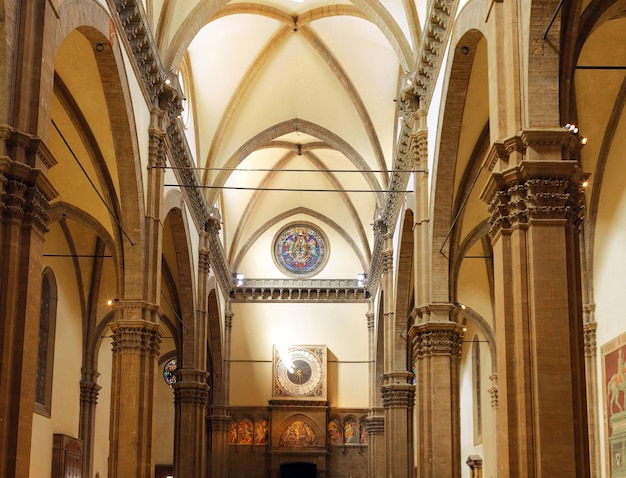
[
  {"left": 357, "top": 273, "right": 368, "bottom": 288},
  {"left": 233, "top": 272, "right": 244, "bottom": 287}
]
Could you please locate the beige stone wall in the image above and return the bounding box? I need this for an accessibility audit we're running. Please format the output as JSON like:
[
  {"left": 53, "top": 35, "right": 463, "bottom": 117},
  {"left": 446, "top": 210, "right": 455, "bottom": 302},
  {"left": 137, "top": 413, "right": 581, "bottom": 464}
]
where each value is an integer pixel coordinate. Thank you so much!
[{"left": 229, "top": 302, "right": 369, "bottom": 408}]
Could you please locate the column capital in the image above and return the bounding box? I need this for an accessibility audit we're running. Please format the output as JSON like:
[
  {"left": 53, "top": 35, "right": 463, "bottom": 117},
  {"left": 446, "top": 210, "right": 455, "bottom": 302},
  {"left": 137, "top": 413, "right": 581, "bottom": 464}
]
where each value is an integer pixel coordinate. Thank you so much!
[
  {"left": 109, "top": 319, "right": 162, "bottom": 356},
  {"left": 488, "top": 374, "right": 498, "bottom": 410},
  {"left": 381, "top": 383, "right": 415, "bottom": 409},
  {"left": 481, "top": 160, "right": 588, "bottom": 240},
  {"left": 173, "top": 381, "right": 210, "bottom": 408},
  {"left": 0, "top": 163, "right": 57, "bottom": 234},
  {"left": 364, "top": 415, "right": 385, "bottom": 435},
  {"left": 80, "top": 380, "right": 102, "bottom": 406},
  {"left": 199, "top": 248, "right": 211, "bottom": 275},
  {"left": 207, "top": 414, "right": 232, "bottom": 433},
  {"left": 583, "top": 322, "right": 597, "bottom": 357},
  {"left": 409, "top": 321, "right": 464, "bottom": 359}
]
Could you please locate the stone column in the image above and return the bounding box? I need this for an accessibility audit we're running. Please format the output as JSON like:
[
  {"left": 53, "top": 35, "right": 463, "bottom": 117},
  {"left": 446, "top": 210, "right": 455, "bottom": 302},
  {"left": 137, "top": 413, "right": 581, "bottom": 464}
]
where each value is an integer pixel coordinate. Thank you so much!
[
  {"left": 364, "top": 415, "right": 385, "bottom": 475},
  {"left": 208, "top": 407, "right": 232, "bottom": 478},
  {"left": 108, "top": 309, "right": 162, "bottom": 478},
  {"left": 0, "top": 157, "right": 55, "bottom": 478},
  {"left": 173, "top": 369, "right": 210, "bottom": 478},
  {"left": 366, "top": 309, "right": 385, "bottom": 476},
  {"left": 409, "top": 309, "right": 464, "bottom": 478},
  {"left": 380, "top": 234, "right": 415, "bottom": 477},
  {"left": 481, "top": 152, "right": 589, "bottom": 477},
  {"left": 583, "top": 312, "right": 600, "bottom": 477},
  {"left": 79, "top": 368, "right": 101, "bottom": 478}
]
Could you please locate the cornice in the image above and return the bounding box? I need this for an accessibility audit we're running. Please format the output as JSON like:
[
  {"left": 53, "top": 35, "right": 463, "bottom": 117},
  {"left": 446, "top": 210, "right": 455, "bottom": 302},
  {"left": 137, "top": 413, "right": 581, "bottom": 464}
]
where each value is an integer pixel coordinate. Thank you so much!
[{"left": 231, "top": 278, "right": 369, "bottom": 303}]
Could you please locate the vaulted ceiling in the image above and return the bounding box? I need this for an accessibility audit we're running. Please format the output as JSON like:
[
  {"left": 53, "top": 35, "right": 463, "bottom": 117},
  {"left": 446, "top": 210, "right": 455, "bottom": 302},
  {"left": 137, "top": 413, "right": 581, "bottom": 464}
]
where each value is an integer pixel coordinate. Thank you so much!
[{"left": 152, "top": 0, "right": 426, "bottom": 280}]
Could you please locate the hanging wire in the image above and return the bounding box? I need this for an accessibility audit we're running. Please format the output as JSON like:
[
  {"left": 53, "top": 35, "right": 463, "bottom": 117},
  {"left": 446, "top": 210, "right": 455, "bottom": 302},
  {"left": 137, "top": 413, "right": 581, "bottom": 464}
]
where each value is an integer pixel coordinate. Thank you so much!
[
  {"left": 51, "top": 119, "right": 135, "bottom": 246},
  {"left": 154, "top": 166, "right": 429, "bottom": 174},
  {"left": 165, "top": 184, "right": 414, "bottom": 193}
]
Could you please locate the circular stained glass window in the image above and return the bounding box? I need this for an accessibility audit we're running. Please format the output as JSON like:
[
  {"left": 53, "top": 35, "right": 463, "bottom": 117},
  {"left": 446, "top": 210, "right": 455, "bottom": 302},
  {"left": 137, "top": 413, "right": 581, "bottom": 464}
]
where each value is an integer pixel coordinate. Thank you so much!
[
  {"left": 163, "top": 358, "right": 177, "bottom": 386},
  {"left": 273, "top": 224, "right": 328, "bottom": 277}
]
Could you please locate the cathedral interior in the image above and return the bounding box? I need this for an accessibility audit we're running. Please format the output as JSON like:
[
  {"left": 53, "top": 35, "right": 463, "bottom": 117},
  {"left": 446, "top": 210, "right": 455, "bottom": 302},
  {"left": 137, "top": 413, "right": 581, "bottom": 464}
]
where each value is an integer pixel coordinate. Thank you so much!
[{"left": 1, "top": 0, "right": 626, "bottom": 477}]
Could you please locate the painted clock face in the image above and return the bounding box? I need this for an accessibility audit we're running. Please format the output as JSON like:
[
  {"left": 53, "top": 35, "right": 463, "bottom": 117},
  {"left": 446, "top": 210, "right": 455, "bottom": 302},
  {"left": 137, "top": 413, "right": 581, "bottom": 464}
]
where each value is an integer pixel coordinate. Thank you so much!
[{"left": 276, "top": 348, "right": 323, "bottom": 397}]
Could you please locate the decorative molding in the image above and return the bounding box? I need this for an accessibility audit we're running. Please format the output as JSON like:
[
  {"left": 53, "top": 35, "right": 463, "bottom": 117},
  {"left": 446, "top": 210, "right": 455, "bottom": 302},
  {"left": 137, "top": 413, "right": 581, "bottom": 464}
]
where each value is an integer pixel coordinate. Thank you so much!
[
  {"left": 231, "top": 279, "right": 369, "bottom": 303},
  {"left": 366, "top": 101, "right": 420, "bottom": 298},
  {"left": 412, "top": 0, "right": 459, "bottom": 107}
]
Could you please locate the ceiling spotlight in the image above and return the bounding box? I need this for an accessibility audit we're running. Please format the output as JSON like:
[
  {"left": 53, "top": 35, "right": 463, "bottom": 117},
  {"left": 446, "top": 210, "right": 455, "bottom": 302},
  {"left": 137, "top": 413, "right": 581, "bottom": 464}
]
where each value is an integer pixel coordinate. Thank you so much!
[
  {"left": 582, "top": 180, "right": 589, "bottom": 188},
  {"left": 581, "top": 137, "right": 588, "bottom": 145}
]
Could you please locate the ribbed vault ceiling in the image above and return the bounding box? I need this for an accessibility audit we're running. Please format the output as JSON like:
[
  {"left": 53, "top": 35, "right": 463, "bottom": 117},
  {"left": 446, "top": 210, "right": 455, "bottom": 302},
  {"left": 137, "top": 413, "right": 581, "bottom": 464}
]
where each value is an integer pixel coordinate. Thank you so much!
[{"left": 152, "top": 0, "right": 426, "bottom": 279}]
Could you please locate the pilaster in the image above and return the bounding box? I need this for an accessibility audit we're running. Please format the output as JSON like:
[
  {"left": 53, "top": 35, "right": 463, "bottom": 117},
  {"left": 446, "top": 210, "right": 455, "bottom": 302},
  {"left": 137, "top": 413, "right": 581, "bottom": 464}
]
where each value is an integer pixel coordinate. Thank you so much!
[
  {"left": 79, "top": 368, "right": 101, "bottom": 478},
  {"left": 173, "top": 369, "right": 210, "bottom": 478},
  {"left": 208, "top": 406, "right": 232, "bottom": 478},
  {"left": 409, "top": 317, "right": 464, "bottom": 478},
  {"left": 0, "top": 157, "right": 56, "bottom": 478},
  {"left": 365, "top": 412, "right": 385, "bottom": 476},
  {"left": 108, "top": 312, "right": 162, "bottom": 478},
  {"left": 481, "top": 144, "right": 589, "bottom": 477}
]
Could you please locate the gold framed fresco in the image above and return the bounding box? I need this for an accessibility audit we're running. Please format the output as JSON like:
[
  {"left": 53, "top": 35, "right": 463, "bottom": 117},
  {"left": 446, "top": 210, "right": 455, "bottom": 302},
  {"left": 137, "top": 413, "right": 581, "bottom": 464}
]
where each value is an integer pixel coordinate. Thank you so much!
[{"left": 602, "top": 332, "right": 626, "bottom": 477}]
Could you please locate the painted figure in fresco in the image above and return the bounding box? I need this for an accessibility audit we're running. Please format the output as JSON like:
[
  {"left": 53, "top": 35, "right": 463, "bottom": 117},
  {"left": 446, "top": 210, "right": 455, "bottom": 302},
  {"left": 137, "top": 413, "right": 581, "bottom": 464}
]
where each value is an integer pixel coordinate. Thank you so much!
[
  {"left": 344, "top": 418, "right": 360, "bottom": 444},
  {"left": 228, "top": 420, "right": 237, "bottom": 445},
  {"left": 254, "top": 419, "right": 269, "bottom": 445},
  {"left": 280, "top": 420, "right": 318, "bottom": 447},
  {"left": 608, "top": 347, "right": 626, "bottom": 416},
  {"left": 328, "top": 420, "right": 343, "bottom": 445},
  {"left": 238, "top": 418, "right": 253, "bottom": 444}
]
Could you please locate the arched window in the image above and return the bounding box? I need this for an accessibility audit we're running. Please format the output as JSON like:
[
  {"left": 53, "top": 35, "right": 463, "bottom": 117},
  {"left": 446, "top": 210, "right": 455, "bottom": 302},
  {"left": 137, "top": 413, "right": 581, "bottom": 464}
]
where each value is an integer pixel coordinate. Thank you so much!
[
  {"left": 472, "top": 335, "right": 482, "bottom": 444},
  {"left": 35, "top": 268, "right": 57, "bottom": 416}
]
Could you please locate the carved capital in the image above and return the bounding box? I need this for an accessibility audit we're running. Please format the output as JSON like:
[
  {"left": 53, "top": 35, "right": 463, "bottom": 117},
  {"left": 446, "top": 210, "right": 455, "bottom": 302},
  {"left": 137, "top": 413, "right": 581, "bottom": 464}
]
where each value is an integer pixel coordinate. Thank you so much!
[
  {"left": 173, "top": 381, "right": 210, "bottom": 408},
  {"left": 583, "top": 322, "right": 597, "bottom": 357},
  {"left": 0, "top": 172, "right": 52, "bottom": 234},
  {"left": 410, "top": 321, "right": 464, "bottom": 359},
  {"left": 207, "top": 414, "right": 232, "bottom": 433},
  {"left": 225, "top": 310, "right": 234, "bottom": 328},
  {"left": 381, "top": 383, "right": 415, "bottom": 409},
  {"left": 363, "top": 415, "right": 385, "bottom": 435},
  {"left": 148, "top": 127, "right": 167, "bottom": 168},
  {"left": 109, "top": 320, "right": 162, "bottom": 356},
  {"left": 199, "top": 248, "right": 211, "bottom": 275},
  {"left": 488, "top": 374, "right": 498, "bottom": 410},
  {"left": 483, "top": 161, "right": 587, "bottom": 240},
  {"left": 80, "top": 380, "right": 102, "bottom": 406}
]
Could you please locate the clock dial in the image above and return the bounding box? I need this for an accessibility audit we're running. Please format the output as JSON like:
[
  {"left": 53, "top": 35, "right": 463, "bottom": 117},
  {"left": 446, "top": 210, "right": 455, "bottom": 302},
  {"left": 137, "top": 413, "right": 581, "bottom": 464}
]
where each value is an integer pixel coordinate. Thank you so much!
[{"left": 274, "top": 347, "right": 326, "bottom": 398}]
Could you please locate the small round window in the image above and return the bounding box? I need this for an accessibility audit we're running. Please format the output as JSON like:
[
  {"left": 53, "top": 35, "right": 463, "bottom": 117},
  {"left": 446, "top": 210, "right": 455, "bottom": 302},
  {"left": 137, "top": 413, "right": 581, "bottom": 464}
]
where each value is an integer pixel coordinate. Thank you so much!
[
  {"left": 163, "top": 357, "right": 177, "bottom": 386},
  {"left": 273, "top": 223, "right": 328, "bottom": 278}
]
